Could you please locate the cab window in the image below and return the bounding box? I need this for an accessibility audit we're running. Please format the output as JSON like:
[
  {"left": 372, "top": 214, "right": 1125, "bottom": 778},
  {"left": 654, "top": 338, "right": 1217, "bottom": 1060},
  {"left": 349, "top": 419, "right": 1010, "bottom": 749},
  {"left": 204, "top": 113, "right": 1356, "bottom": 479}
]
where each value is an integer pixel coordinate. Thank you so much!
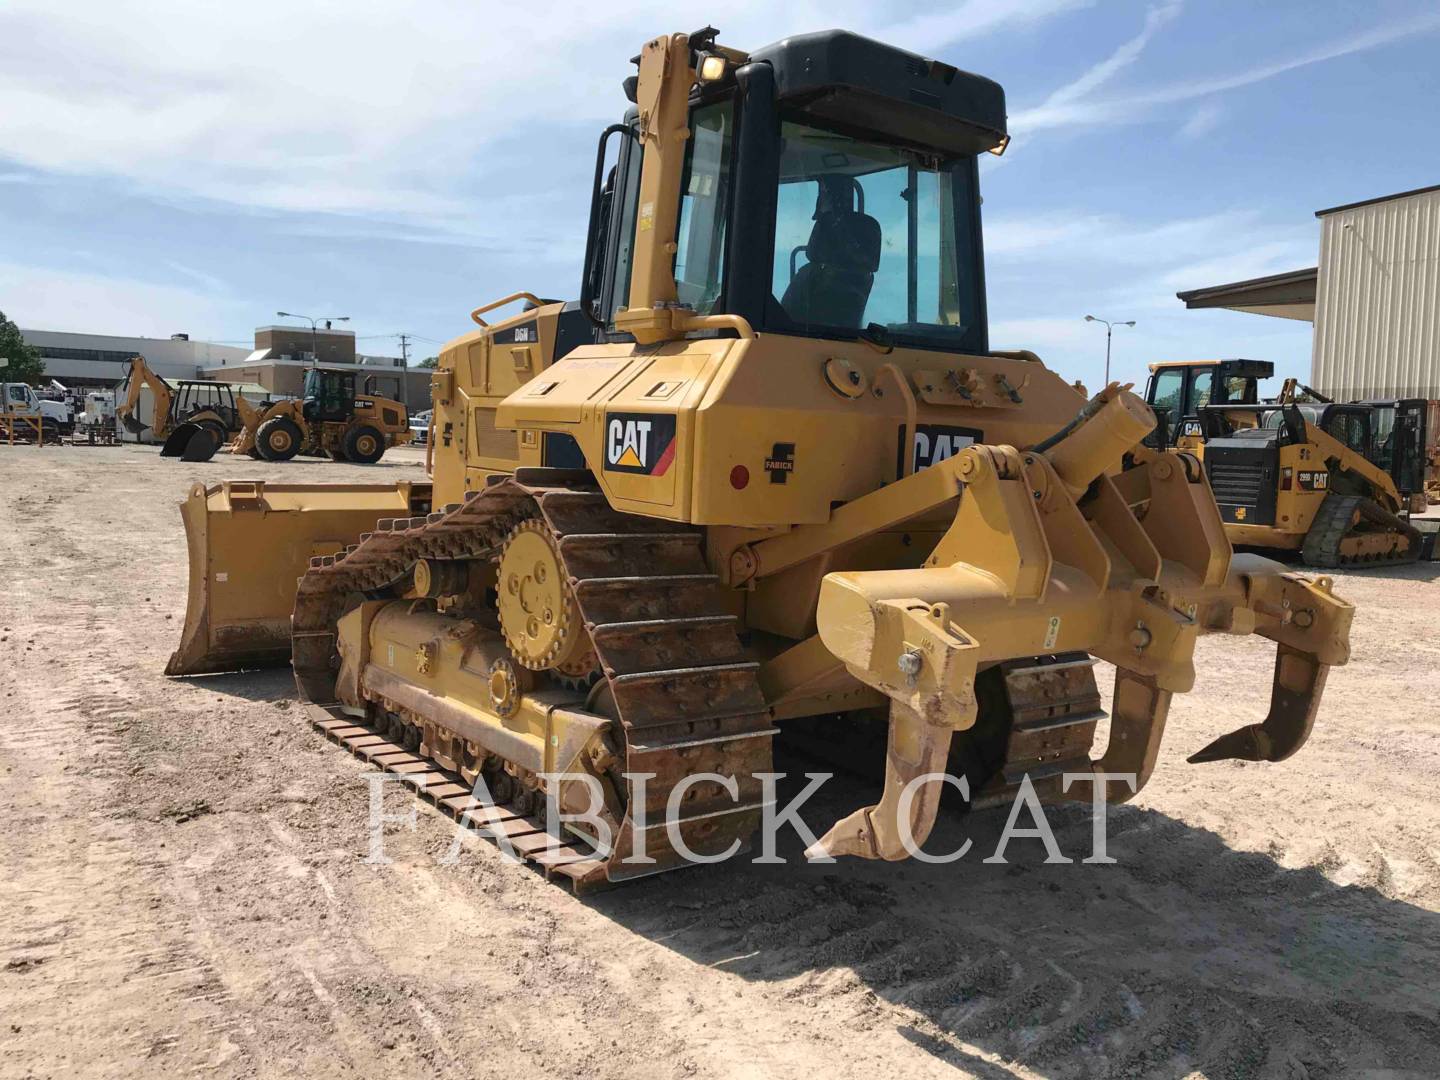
[
  {"left": 1149, "top": 369, "right": 1183, "bottom": 417},
  {"left": 673, "top": 101, "right": 734, "bottom": 315},
  {"left": 766, "top": 116, "right": 983, "bottom": 351},
  {"left": 1323, "top": 410, "right": 1368, "bottom": 453},
  {"left": 604, "top": 135, "right": 645, "bottom": 324},
  {"left": 1369, "top": 405, "right": 1396, "bottom": 472},
  {"left": 1188, "top": 369, "right": 1214, "bottom": 411},
  {"left": 1217, "top": 375, "right": 1253, "bottom": 404}
]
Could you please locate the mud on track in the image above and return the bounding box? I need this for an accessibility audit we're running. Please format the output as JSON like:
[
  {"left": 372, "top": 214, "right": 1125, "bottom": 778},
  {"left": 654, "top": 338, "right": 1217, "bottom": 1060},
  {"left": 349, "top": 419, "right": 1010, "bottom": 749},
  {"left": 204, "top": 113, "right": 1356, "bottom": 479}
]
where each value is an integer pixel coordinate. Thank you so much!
[{"left": 2, "top": 442, "right": 1438, "bottom": 1079}]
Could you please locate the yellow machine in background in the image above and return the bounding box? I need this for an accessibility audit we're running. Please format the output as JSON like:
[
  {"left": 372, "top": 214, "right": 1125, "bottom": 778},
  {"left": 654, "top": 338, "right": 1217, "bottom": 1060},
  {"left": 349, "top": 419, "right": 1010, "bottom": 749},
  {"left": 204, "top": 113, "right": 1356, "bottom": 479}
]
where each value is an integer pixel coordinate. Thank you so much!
[
  {"left": 1200, "top": 397, "right": 1429, "bottom": 566},
  {"left": 1142, "top": 358, "right": 1271, "bottom": 451},
  {"left": 115, "top": 356, "right": 243, "bottom": 460},
  {"left": 220, "top": 367, "right": 411, "bottom": 464},
  {"left": 1144, "top": 361, "right": 1430, "bottom": 566},
  {"left": 167, "top": 28, "right": 1353, "bottom": 888}
]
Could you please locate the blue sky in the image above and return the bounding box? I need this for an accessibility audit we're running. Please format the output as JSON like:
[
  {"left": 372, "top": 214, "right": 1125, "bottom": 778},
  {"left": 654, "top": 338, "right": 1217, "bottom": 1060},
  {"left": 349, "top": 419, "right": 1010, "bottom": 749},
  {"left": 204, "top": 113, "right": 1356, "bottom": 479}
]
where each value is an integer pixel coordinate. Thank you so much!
[{"left": 1, "top": 0, "right": 1436, "bottom": 387}]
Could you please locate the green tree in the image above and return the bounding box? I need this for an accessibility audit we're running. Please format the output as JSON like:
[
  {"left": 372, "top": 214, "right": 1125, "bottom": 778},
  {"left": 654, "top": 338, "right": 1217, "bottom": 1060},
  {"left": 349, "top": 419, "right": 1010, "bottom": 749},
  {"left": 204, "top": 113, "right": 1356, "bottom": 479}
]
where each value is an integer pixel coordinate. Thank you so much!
[
  {"left": 417, "top": 356, "right": 439, "bottom": 369},
  {"left": 0, "top": 310, "right": 45, "bottom": 384}
]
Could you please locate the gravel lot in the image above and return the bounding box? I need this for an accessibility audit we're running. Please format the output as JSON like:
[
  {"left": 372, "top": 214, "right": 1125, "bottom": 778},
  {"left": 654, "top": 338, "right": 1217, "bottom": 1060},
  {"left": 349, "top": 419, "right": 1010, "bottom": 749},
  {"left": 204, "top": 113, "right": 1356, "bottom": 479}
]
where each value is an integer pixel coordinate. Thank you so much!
[{"left": 2, "top": 440, "right": 1438, "bottom": 1079}]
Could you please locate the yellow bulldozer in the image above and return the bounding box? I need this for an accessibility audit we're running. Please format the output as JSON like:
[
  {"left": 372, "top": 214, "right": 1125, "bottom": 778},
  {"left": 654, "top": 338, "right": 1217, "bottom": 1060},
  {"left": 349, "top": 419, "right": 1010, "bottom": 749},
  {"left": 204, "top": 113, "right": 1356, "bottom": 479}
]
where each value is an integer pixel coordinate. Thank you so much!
[
  {"left": 220, "top": 367, "right": 412, "bottom": 464},
  {"left": 166, "top": 28, "right": 1354, "bottom": 890},
  {"left": 115, "top": 356, "right": 244, "bottom": 460}
]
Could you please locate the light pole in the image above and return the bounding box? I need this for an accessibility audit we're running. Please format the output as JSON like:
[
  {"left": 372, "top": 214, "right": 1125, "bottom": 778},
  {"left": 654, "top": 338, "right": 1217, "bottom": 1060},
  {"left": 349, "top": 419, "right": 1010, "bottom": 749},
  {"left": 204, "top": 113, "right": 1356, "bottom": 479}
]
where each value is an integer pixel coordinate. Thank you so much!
[
  {"left": 1084, "top": 315, "right": 1136, "bottom": 385},
  {"left": 276, "top": 311, "right": 350, "bottom": 367}
]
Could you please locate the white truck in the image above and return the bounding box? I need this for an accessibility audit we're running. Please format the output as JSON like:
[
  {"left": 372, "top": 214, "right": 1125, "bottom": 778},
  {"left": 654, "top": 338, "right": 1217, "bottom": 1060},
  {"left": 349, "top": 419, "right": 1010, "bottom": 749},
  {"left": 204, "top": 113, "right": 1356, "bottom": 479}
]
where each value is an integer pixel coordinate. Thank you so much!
[{"left": 1, "top": 381, "right": 74, "bottom": 438}]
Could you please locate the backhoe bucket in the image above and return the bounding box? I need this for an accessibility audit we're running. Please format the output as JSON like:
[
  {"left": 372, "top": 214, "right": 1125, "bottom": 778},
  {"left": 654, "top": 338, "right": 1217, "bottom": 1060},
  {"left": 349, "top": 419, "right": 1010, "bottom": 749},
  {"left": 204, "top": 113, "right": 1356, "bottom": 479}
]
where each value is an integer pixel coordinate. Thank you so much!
[
  {"left": 160, "top": 421, "right": 219, "bottom": 461},
  {"left": 167, "top": 479, "right": 431, "bottom": 676}
]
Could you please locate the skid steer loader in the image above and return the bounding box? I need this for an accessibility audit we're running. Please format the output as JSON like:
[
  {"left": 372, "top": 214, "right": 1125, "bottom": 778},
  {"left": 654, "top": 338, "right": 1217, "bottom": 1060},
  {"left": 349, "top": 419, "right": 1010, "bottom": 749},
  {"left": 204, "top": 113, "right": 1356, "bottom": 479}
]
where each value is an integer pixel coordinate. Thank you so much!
[
  {"left": 167, "top": 28, "right": 1353, "bottom": 889},
  {"left": 1200, "top": 397, "right": 1429, "bottom": 566},
  {"left": 216, "top": 368, "right": 411, "bottom": 464}
]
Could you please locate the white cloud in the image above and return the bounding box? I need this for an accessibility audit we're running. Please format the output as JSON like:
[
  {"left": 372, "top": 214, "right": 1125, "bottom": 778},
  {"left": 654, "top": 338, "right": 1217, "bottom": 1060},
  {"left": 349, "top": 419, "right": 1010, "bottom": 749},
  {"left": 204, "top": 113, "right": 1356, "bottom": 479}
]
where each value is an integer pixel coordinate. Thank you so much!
[
  {"left": 0, "top": 0, "right": 1082, "bottom": 228},
  {"left": 1011, "top": 7, "right": 1440, "bottom": 137},
  {"left": 1176, "top": 101, "right": 1222, "bottom": 141},
  {"left": 882, "top": 0, "right": 1095, "bottom": 54},
  {"left": 1011, "top": 0, "right": 1183, "bottom": 135},
  {"left": 986, "top": 209, "right": 1314, "bottom": 278},
  {"left": 0, "top": 261, "right": 244, "bottom": 338},
  {"left": 1041, "top": 1, "right": 1182, "bottom": 109}
]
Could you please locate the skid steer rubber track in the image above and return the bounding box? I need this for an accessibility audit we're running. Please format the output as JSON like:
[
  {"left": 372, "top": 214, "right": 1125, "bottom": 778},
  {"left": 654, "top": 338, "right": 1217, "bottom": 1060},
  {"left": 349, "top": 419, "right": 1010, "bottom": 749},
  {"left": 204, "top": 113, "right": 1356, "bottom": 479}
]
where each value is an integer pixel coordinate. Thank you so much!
[
  {"left": 291, "top": 472, "right": 776, "bottom": 887},
  {"left": 1300, "top": 493, "right": 1423, "bottom": 568}
]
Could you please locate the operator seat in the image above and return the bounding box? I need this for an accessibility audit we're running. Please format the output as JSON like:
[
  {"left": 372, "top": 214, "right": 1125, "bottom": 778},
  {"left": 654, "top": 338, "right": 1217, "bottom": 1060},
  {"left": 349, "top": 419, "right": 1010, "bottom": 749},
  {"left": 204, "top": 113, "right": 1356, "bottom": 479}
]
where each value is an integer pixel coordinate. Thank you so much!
[{"left": 781, "top": 209, "right": 882, "bottom": 329}]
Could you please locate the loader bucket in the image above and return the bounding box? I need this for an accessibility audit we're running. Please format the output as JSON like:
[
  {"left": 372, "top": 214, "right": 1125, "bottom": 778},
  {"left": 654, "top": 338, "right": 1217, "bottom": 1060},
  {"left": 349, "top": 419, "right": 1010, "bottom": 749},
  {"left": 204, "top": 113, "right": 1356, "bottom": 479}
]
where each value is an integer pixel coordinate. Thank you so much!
[{"left": 167, "top": 479, "right": 431, "bottom": 676}]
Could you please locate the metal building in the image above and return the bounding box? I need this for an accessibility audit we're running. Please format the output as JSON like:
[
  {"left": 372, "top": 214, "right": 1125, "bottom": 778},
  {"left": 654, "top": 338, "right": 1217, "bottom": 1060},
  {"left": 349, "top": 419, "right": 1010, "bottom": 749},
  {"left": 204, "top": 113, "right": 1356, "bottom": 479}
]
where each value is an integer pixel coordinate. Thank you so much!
[
  {"left": 1311, "top": 185, "right": 1440, "bottom": 399},
  {"left": 1178, "top": 183, "right": 1440, "bottom": 400}
]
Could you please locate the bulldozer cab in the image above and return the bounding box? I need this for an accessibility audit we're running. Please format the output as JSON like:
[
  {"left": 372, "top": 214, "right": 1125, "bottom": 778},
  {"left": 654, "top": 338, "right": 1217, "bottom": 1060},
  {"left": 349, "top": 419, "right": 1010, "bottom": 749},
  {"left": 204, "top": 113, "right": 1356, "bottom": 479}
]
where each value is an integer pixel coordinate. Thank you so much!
[
  {"left": 1143, "top": 359, "right": 1272, "bottom": 448},
  {"left": 302, "top": 368, "right": 355, "bottom": 423},
  {"left": 579, "top": 29, "right": 999, "bottom": 354}
]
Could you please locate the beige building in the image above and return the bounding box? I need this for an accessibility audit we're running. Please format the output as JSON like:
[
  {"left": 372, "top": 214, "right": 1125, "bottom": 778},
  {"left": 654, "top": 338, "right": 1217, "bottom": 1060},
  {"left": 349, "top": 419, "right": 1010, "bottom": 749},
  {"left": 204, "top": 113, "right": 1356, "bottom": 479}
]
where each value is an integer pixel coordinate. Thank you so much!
[
  {"left": 202, "top": 325, "right": 430, "bottom": 407},
  {"left": 1311, "top": 186, "right": 1440, "bottom": 399},
  {"left": 1178, "top": 183, "right": 1440, "bottom": 400}
]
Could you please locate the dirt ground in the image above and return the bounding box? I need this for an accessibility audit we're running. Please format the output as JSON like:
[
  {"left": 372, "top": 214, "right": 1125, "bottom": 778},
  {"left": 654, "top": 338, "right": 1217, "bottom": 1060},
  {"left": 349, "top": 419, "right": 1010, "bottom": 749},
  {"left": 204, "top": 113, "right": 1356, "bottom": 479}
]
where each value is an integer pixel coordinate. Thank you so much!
[{"left": 1, "top": 440, "right": 1438, "bottom": 1080}]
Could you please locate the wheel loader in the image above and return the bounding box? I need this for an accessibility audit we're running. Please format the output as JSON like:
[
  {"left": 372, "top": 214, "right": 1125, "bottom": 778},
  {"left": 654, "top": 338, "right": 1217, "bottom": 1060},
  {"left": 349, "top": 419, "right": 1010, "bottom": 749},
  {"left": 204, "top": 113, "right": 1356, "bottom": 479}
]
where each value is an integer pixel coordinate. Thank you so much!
[
  {"left": 166, "top": 28, "right": 1354, "bottom": 889},
  {"left": 1142, "top": 358, "right": 1271, "bottom": 450},
  {"left": 214, "top": 367, "right": 411, "bottom": 464},
  {"left": 115, "top": 356, "right": 243, "bottom": 460}
]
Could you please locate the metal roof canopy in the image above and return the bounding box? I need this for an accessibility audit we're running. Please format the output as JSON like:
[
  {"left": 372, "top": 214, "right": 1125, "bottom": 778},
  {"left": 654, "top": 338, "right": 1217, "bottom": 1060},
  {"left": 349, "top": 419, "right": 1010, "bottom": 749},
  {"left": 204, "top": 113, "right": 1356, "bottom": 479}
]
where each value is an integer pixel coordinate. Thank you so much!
[
  {"left": 1315, "top": 182, "right": 1440, "bottom": 217},
  {"left": 1175, "top": 266, "right": 1317, "bottom": 322}
]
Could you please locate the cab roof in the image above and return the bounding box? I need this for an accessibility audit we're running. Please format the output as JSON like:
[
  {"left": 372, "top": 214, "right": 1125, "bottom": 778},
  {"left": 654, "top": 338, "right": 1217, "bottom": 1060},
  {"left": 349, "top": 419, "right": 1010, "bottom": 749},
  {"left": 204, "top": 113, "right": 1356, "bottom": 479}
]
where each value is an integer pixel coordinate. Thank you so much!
[
  {"left": 1147, "top": 358, "right": 1275, "bottom": 376},
  {"left": 748, "top": 30, "right": 1007, "bottom": 156}
]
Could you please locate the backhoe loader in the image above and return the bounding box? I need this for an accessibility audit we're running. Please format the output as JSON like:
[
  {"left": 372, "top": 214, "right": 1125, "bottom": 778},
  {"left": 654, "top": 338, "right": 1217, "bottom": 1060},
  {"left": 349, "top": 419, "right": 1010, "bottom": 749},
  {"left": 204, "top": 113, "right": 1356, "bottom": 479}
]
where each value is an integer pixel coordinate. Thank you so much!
[
  {"left": 167, "top": 28, "right": 1353, "bottom": 889},
  {"left": 115, "top": 356, "right": 242, "bottom": 460},
  {"left": 217, "top": 367, "right": 411, "bottom": 464}
]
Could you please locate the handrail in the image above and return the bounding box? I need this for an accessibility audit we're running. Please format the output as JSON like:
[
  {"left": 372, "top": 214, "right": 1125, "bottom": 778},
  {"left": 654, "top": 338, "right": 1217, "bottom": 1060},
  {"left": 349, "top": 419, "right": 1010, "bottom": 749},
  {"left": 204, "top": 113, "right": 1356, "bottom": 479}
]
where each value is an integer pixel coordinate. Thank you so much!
[
  {"left": 678, "top": 312, "right": 756, "bottom": 340},
  {"left": 424, "top": 411, "right": 435, "bottom": 476},
  {"left": 470, "top": 292, "right": 545, "bottom": 328},
  {"left": 580, "top": 123, "right": 637, "bottom": 328}
]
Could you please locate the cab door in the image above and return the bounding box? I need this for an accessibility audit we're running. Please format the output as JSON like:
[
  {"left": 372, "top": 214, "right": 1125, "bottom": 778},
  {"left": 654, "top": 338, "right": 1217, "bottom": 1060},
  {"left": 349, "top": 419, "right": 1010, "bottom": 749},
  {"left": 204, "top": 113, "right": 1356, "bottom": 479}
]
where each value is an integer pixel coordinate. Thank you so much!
[
  {"left": 1144, "top": 367, "right": 1185, "bottom": 448},
  {"left": 1392, "top": 399, "right": 1427, "bottom": 495}
]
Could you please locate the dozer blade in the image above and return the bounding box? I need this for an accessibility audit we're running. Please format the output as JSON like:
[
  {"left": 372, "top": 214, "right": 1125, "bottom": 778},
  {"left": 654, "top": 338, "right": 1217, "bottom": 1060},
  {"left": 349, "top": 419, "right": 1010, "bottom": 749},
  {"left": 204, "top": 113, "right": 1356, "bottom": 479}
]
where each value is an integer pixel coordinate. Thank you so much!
[{"left": 167, "top": 479, "right": 430, "bottom": 676}]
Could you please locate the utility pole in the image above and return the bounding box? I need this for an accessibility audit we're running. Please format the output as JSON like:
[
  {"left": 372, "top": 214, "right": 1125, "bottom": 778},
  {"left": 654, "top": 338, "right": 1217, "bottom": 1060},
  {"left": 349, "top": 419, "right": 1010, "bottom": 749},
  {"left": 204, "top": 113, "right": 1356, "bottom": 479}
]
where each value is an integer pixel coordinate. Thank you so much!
[{"left": 397, "top": 334, "right": 411, "bottom": 409}]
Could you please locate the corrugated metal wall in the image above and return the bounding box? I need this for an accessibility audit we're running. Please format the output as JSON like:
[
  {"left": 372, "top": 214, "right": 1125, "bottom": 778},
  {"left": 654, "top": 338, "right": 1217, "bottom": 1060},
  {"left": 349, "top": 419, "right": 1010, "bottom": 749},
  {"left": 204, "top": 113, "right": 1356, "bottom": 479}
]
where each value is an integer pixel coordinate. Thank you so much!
[{"left": 1311, "top": 188, "right": 1440, "bottom": 399}]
